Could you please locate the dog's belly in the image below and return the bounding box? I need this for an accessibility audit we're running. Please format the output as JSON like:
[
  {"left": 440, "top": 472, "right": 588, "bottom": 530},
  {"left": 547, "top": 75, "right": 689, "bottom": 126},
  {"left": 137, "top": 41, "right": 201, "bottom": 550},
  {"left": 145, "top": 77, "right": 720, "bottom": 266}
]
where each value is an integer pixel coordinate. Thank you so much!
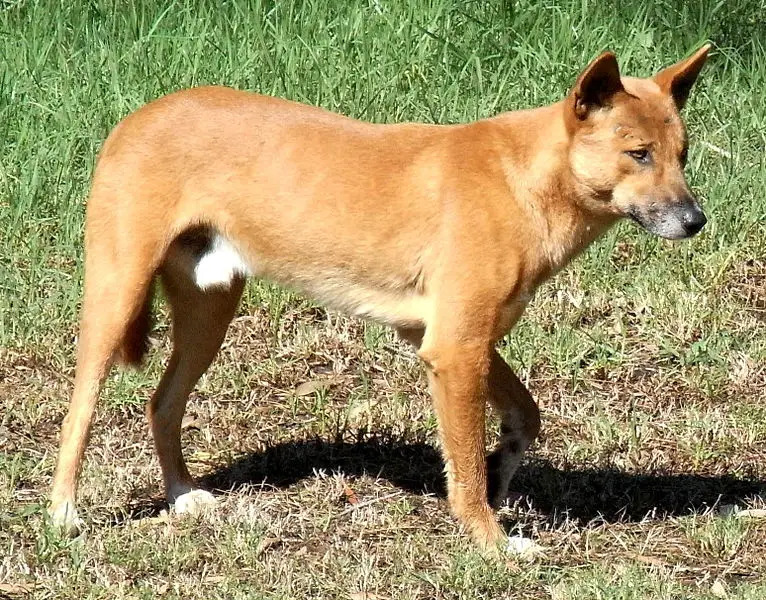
[
  {"left": 287, "top": 275, "right": 428, "bottom": 328},
  {"left": 188, "top": 232, "right": 427, "bottom": 328}
]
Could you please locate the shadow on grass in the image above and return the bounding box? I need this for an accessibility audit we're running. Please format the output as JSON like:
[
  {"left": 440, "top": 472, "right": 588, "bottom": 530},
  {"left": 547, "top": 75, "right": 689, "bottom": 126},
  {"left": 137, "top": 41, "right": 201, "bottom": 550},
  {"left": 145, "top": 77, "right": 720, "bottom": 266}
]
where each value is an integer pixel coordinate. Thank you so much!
[
  {"left": 119, "top": 438, "right": 763, "bottom": 525},
  {"left": 192, "top": 438, "right": 764, "bottom": 524}
]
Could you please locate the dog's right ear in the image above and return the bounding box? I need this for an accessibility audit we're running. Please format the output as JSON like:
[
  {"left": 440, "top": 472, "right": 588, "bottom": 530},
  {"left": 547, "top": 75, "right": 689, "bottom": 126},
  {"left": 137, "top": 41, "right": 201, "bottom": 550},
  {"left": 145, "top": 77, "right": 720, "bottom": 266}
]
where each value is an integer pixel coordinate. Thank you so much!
[{"left": 567, "top": 52, "right": 624, "bottom": 124}]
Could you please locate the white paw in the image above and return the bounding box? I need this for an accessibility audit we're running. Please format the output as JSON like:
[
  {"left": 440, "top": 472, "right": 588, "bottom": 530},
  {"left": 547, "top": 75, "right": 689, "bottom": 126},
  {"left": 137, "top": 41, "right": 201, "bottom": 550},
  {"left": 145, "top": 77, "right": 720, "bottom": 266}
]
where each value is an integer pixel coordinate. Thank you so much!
[
  {"left": 49, "top": 500, "right": 84, "bottom": 536},
  {"left": 173, "top": 489, "right": 217, "bottom": 516},
  {"left": 505, "top": 535, "right": 542, "bottom": 557}
]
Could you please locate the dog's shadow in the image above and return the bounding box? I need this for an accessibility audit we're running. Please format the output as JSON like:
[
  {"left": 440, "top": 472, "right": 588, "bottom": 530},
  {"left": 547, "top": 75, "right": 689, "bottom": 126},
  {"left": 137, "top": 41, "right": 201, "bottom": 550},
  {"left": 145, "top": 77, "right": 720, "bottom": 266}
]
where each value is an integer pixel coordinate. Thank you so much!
[
  {"left": 184, "top": 437, "right": 763, "bottom": 524},
  {"left": 122, "top": 437, "right": 763, "bottom": 525}
]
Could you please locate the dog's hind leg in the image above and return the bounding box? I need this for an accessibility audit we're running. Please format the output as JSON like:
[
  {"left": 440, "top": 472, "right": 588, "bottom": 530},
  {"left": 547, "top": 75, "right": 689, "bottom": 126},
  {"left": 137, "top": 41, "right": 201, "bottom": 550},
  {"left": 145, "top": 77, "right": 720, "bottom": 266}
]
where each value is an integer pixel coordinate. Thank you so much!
[
  {"left": 486, "top": 350, "right": 540, "bottom": 508},
  {"left": 149, "top": 241, "right": 244, "bottom": 515}
]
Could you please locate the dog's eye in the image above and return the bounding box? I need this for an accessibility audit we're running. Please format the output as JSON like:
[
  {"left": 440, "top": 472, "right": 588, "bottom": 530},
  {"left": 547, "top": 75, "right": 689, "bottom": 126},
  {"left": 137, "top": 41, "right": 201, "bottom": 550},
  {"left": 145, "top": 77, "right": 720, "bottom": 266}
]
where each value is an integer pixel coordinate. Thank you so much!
[{"left": 626, "top": 149, "right": 651, "bottom": 164}]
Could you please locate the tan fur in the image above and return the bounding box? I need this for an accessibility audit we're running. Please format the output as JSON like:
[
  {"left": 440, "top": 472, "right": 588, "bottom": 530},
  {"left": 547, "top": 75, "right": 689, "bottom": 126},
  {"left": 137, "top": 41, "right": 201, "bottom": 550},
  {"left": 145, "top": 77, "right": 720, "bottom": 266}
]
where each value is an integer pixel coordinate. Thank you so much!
[{"left": 49, "top": 47, "right": 711, "bottom": 552}]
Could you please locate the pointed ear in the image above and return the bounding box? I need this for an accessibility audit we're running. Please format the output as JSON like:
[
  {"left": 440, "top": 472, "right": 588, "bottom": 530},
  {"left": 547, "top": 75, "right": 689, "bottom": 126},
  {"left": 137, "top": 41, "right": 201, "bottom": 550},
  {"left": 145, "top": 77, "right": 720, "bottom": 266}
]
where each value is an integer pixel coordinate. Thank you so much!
[
  {"left": 654, "top": 44, "right": 711, "bottom": 110},
  {"left": 569, "top": 51, "right": 624, "bottom": 121}
]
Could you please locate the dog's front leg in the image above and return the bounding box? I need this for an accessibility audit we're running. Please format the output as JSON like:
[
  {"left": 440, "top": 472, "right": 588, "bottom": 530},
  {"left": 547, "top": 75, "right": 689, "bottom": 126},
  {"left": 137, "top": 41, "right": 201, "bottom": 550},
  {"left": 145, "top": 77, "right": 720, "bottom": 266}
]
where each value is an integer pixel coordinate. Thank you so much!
[
  {"left": 486, "top": 350, "right": 541, "bottom": 507},
  {"left": 419, "top": 337, "right": 506, "bottom": 551}
]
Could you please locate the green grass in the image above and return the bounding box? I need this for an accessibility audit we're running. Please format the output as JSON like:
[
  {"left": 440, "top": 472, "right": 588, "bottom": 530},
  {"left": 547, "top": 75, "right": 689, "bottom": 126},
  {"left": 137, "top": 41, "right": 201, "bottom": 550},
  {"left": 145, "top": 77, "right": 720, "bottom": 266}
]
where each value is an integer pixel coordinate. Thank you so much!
[{"left": 1, "top": 0, "right": 766, "bottom": 598}]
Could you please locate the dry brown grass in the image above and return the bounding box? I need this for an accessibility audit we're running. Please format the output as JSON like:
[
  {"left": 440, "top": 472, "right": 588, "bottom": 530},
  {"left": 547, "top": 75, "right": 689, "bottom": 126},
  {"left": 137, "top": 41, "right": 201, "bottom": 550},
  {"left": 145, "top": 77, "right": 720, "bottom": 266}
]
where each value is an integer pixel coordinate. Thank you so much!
[{"left": 2, "top": 290, "right": 765, "bottom": 599}]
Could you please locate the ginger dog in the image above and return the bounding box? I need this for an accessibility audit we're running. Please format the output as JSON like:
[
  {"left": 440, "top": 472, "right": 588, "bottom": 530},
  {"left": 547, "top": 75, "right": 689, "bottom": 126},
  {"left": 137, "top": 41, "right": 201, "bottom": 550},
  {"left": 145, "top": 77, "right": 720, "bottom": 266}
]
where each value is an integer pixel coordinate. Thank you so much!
[{"left": 50, "top": 46, "right": 711, "bottom": 552}]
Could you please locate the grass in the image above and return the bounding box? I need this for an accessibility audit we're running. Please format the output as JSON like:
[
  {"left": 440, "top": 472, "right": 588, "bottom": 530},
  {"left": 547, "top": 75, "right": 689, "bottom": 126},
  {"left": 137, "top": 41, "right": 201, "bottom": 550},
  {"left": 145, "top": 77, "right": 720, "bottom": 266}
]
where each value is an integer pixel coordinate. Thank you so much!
[{"left": 1, "top": 0, "right": 765, "bottom": 597}]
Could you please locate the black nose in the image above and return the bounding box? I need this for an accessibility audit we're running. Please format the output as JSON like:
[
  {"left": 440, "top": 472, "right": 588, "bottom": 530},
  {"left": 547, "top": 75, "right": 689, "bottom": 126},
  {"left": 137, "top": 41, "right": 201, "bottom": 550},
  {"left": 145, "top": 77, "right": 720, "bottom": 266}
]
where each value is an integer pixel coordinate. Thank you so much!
[{"left": 681, "top": 202, "right": 707, "bottom": 235}]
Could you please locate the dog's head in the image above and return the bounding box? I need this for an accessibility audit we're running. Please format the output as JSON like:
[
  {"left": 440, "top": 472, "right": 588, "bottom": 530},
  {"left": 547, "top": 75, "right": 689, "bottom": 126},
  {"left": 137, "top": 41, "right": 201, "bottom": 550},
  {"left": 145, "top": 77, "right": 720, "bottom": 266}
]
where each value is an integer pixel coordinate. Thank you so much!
[{"left": 564, "top": 46, "right": 711, "bottom": 239}]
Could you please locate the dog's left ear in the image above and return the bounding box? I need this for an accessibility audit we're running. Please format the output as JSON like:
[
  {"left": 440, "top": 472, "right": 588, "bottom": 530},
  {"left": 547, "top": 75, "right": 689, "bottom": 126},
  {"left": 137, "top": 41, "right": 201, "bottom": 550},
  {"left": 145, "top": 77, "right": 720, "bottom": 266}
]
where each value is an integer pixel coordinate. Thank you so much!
[{"left": 654, "top": 44, "right": 711, "bottom": 110}]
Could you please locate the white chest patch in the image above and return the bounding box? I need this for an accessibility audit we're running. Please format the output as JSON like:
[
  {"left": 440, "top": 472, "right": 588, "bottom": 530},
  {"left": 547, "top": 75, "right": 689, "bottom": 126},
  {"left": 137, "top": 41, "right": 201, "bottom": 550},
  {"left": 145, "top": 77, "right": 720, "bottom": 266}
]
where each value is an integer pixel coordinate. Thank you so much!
[{"left": 193, "top": 235, "right": 253, "bottom": 290}]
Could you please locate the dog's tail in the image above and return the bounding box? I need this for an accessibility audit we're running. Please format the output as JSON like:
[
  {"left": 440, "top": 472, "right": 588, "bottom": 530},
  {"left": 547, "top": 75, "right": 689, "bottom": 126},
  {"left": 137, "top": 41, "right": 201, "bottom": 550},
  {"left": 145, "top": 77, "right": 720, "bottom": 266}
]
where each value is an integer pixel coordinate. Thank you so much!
[{"left": 115, "top": 282, "right": 155, "bottom": 367}]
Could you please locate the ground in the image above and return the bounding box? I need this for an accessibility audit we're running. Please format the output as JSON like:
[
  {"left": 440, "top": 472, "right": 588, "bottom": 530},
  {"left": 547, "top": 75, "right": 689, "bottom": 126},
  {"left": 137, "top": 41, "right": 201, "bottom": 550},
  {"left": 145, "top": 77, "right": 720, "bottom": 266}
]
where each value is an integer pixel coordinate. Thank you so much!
[{"left": 1, "top": 1, "right": 765, "bottom": 598}]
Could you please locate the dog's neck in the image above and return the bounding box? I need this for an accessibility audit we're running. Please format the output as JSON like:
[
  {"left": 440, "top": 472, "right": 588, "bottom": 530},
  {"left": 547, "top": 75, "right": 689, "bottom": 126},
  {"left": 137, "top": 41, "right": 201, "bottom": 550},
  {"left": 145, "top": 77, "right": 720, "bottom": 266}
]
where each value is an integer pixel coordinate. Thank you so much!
[{"left": 491, "top": 102, "right": 618, "bottom": 278}]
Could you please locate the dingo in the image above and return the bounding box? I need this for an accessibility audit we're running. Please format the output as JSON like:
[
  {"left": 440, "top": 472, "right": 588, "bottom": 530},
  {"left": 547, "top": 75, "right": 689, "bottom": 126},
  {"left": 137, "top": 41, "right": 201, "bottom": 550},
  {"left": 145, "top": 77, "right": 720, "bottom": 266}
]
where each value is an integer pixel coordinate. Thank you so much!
[{"left": 50, "top": 46, "right": 710, "bottom": 552}]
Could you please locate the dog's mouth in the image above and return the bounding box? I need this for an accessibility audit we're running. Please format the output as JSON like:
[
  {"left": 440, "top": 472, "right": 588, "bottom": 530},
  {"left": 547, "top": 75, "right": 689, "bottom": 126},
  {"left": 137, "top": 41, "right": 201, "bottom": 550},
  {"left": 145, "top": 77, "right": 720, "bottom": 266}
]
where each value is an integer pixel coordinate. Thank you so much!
[{"left": 627, "top": 202, "right": 707, "bottom": 240}]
